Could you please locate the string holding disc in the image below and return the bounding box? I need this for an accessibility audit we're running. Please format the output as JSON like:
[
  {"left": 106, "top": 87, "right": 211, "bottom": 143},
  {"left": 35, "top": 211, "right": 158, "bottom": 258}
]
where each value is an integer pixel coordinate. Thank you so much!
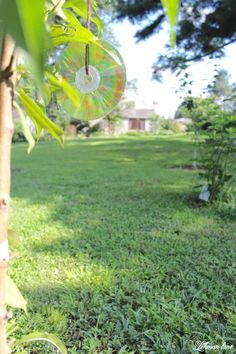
[{"left": 57, "top": 41, "right": 126, "bottom": 120}]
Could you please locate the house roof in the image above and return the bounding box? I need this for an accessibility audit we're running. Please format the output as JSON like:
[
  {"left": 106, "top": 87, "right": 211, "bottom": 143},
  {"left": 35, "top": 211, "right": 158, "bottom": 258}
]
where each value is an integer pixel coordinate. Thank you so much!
[{"left": 121, "top": 108, "right": 155, "bottom": 119}]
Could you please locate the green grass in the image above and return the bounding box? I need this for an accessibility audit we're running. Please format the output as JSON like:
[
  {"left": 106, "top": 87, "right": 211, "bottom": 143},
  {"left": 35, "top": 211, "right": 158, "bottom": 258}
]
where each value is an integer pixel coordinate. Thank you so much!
[{"left": 9, "top": 135, "right": 236, "bottom": 353}]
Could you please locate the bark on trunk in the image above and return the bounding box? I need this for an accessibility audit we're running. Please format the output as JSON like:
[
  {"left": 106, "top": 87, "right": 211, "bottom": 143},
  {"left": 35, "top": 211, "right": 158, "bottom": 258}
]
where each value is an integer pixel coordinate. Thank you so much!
[{"left": 0, "top": 34, "right": 15, "bottom": 354}]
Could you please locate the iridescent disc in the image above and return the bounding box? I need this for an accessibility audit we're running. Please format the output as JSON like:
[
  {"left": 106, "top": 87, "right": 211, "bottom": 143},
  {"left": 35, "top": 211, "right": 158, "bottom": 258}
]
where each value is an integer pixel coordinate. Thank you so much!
[{"left": 57, "top": 41, "right": 126, "bottom": 120}]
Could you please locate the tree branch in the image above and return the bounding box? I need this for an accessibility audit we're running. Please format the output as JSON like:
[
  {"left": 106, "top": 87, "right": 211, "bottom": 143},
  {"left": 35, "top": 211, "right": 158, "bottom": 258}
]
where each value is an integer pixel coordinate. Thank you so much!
[{"left": 179, "top": 37, "right": 236, "bottom": 65}]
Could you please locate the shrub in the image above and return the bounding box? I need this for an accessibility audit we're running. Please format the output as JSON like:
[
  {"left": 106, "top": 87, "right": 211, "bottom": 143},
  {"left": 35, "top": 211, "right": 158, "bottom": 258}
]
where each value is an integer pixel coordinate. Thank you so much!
[
  {"left": 160, "top": 119, "right": 185, "bottom": 134},
  {"left": 195, "top": 112, "right": 236, "bottom": 202},
  {"left": 149, "top": 114, "right": 161, "bottom": 133},
  {"left": 12, "top": 120, "right": 27, "bottom": 143}
]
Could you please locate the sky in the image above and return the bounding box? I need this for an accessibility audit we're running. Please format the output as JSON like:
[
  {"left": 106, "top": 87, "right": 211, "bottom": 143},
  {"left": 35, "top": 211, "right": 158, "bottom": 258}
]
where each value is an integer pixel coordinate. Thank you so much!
[{"left": 111, "top": 20, "right": 236, "bottom": 118}]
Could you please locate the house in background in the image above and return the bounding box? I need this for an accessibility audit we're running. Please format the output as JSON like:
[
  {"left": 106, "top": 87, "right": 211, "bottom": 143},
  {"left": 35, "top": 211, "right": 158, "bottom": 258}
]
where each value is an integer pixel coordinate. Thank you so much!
[
  {"left": 121, "top": 108, "right": 155, "bottom": 132},
  {"left": 101, "top": 107, "right": 156, "bottom": 134}
]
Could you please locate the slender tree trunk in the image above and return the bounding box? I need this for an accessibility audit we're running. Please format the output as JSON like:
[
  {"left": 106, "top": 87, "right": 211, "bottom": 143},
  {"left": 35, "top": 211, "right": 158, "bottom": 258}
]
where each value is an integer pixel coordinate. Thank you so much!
[{"left": 0, "top": 35, "right": 15, "bottom": 354}]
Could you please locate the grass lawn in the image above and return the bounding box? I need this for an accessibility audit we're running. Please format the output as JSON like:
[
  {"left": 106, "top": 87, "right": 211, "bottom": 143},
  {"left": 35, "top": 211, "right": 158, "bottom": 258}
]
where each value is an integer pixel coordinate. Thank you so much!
[{"left": 10, "top": 135, "right": 236, "bottom": 353}]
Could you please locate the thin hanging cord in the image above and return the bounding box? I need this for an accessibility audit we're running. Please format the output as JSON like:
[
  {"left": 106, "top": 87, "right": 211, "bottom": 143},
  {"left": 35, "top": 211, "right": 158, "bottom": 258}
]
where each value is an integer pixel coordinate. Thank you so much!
[{"left": 85, "top": 0, "right": 92, "bottom": 76}]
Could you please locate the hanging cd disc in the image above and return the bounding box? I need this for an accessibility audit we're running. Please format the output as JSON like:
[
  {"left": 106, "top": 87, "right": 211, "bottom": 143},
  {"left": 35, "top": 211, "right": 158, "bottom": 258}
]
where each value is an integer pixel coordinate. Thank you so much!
[{"left": 57, "top": 41, "right": 126, "bottom": 120}]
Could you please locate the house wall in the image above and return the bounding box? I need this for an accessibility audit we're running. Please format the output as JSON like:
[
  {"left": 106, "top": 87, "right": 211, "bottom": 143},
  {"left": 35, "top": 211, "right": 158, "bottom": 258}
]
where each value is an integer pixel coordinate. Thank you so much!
[
  {"left": 100, "top": 118, "right": 129, "bottom": 134},
  {"left": 126, "top": 118, "right": 151, "bottom": 132},
  {"left": 121, "top": 118, "right": 129, "bottom": 133},
  {"left": 145, "top": 119, "right": 151, "bottom": 132},
  {"left": 100, "top": 118, "right": 152, "bottom": 134},
  {"left": 119, "top": 118, "right": 152, "bottom": 133}
]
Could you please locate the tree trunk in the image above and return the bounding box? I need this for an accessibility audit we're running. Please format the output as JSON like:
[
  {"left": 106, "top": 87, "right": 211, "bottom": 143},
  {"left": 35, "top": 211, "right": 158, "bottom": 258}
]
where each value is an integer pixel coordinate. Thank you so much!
[{"left": 0, "top": 34, "right": 15, "bottom": 354}]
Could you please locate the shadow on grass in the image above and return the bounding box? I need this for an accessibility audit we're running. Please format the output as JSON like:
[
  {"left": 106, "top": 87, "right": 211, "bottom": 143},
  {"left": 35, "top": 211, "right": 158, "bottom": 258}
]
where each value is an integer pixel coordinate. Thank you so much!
[{"left": 10, "top": 136, "right": 236, "bottom": 352}]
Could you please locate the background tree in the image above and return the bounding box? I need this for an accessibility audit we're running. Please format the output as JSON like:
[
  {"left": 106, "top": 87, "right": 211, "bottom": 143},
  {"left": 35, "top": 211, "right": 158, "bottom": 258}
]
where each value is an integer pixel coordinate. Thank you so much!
[
  {"left": 115, "top": 0, "right": 236, "bottom": 75},
  {"left": 175, "top": 96, "right": 223, "bottom": 121},
  {"left": 176, "top": 70, "right": 236, "bottom": 119},
  {"left": 208, "top": 69, "right": 236, "bottom": 112}
]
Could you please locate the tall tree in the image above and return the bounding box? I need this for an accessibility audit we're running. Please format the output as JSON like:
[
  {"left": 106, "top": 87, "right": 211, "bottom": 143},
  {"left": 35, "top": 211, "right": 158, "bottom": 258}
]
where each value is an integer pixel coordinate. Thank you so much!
[
  {"left": 209, "top": 70, "right": 233, "bottom": 98},
  {"left": 115, "top": 0, "right": 236, "bottom": 75},
  {"left": 208, "top": 69, "right": 236, "bottom": 112}
]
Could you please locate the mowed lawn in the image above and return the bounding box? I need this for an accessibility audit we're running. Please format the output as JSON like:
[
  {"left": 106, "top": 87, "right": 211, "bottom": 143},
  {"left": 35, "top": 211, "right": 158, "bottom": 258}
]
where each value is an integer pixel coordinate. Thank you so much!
[{"left": 10, "top": 135, "right": 235, "bottom": 353}]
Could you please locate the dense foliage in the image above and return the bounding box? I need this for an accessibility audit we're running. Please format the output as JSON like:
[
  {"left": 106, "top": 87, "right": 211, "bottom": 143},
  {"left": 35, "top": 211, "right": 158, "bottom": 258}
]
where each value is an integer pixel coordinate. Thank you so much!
[
  {"left": 195, "top": 110, "right": 236, "bottom": 203},
  {"left": 176, "top": 96, "right": 236, "bottom": 202},
  {"left": 1, "top": 0, "right": 107, "bottom": 154},
  {"left": 175, "top": 96, "right": 223, "bottom": 120},
  {"left": 208, "top": 69, "right": 236, "bottom": 112}
]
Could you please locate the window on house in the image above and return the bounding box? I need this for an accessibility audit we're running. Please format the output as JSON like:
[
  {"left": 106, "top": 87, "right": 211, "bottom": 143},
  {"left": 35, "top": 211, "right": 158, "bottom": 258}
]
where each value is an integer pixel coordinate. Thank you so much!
[{"left": 129, "top": 119, "right": 146, "bottom": 131}]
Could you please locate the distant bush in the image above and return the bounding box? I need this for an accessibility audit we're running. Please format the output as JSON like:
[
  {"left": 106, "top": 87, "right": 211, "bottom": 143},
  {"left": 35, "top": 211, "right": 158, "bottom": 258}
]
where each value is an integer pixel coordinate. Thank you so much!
[
  {"left": 160, "top": 119, "right": 185, "bottom": 134},
  {"left": 195, "top": 112, "right": 236, "bottom": 203},
  {"left": 150, "top": 114, "right": 162, "bottom": 133},
  {"left": 12, "top": 120, "right": 27, "bottom": 143},
  {"left": 180, "top": 96, "right": 236, "bottom": 202}
]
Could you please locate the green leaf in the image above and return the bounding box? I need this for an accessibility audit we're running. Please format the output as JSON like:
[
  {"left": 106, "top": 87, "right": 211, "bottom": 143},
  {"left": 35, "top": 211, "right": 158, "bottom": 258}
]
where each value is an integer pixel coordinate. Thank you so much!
[
  {"left": 42, "top": 83, "right": 52, "bottom": 106},
  {"left": 64, "top": 8, "right": 98, "bottom": 41},
  {"left": 0, "top": 0, "right": 47, "bottom": 83},
  {"left": 14, "top": 101, "right": 35, "bottom": 153},
  {"left": 8, "top": 229, "right": 20, "bottom": 248},
  {"left": 6, "top": 318, "right": 19, "bottom": 337},
  {"left": 19, "top": 89, "right": 64, "bottom": 145},
  {"left": 16, "top": 0, "right": 47, "bottom": 82},
  {"left": 0, "top": 0, "right": 26, "bottom": 49},
  {"left": 160, "top": 0, "right": 180, "bottom": 47},
  {"left": 6, "top": 276, "right": 27, "bottom": 312},
  {"left": 50, "top": 24, "right": 92, "bottom": 46},
  {"left": 65, "top": 0, "right": 103, "bottom": 35},
  {"left": 46, "top": 72, "right": 80, "bottom": 109},
  {"left": 17, "top": 332, "right": 67, "bottom": 354},
  {"left": 50, "top": 9, "right": 97, "bottom": 46},
  {"left": 47, "top": 0, "right": 67, "bottom": 19}
]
